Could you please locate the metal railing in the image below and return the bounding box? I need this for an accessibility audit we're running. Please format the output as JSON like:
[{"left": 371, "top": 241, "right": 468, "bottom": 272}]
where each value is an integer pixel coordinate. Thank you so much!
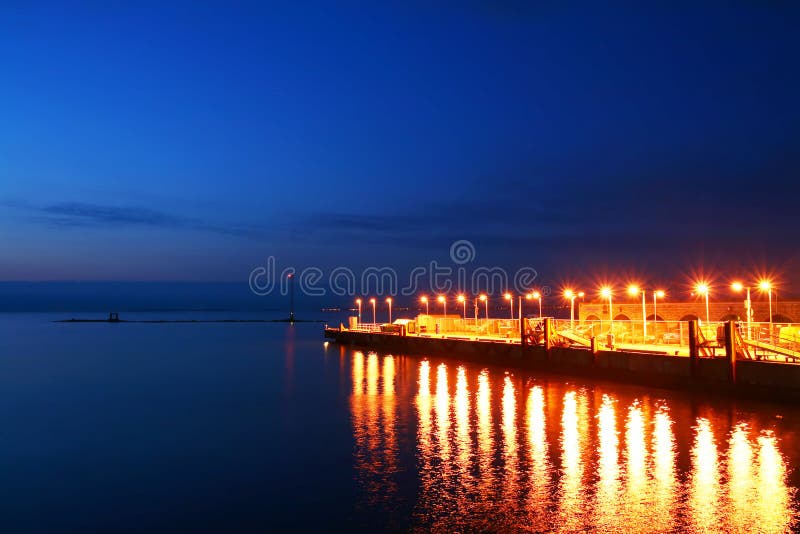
[
  {"left": 739, "top": 322, "right": 800, "bottom": 361},
  {"left": 553, "top": 319, "right": 725, "bottom": 347},
  {"left": 350, "top": 323, "right": 383, "bottom": 333},
  {"left": 346, "top": 315, "right": 800, "bottom": 361}
]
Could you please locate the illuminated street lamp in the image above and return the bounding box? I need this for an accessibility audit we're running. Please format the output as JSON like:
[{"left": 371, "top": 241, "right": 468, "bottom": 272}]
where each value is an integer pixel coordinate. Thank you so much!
[
  {"left": 627, "top": 285, "right": 647, "bottom": 341},
  {"left": 386, "top": 297, "right": 393, "bottom": 323},
  {"left": 420, "top": 295, "right": 429, "bottom": 315},
  {"left": 438, "top": 295, "right": 447, "bottom": 317},
  {"left": 479, "top": 294, "right": 488, "bottom": 319},
  {"left": 694, "top": 283, "right": 710, "bottom": 324},
  {"left": 653, "top": 290, "right": 665, "bottom": 320},
  {"left": 527, "top": 291, "right": 543, "bottom": 318},
  {"left": 457, "top": 294, "right": 466, "bottom": 318},
  {"left": 731, "top": 282, "right": 752, "bottom": 339},
  {"left": 759, "top": 280, "right": 773, "bottom": 339},
  {"left": 355, "top": 298, "right": 362, "bottom": 323},
  {"left": 564, "top": 289, "right": 578, "bottom": 329},
  {"left": 600, "top": 286, "right": 613, "bottom": 331},
  {"left": 369, "top": 298, "right": 377, "bottom": 324},
  {"left": 653, "top": 290, "right": 665, "bottom": 325},
  {"left": 504, "top": 292, "right": 514, "bottom": 320}
]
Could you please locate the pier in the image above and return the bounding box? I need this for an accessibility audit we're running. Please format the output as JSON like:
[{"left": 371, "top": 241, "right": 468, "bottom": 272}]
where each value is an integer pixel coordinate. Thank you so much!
[{"left": 325, "top": 313, "right": 800, "bottom": 402}]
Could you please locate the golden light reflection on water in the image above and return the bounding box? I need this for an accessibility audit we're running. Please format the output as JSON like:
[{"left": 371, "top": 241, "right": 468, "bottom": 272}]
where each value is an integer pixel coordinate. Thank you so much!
[
  {"left": 350, "top": 354, "right": 799, "bottom": 532},
  {"left": 557, "top": 390, "right": 585, "bottom": 532},
  {"left": 594, "top": 394, "right": 619, "bottom": 530},
  {"left": 624, "top": 401, "right": 648, "bottom": 530},
  {"left": 757, "top": 431, "right": 793, "bottom": 533},
  {"left": 651, "top": 405, "right": 677, "bottom": 532},
  {"left": 689, "top": 417, "right": 720, "bottom": 532}
]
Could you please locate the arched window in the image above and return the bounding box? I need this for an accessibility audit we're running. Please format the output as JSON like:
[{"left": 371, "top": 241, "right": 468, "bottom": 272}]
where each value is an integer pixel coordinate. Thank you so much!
[
  {"left": 614, "top": 314, "right": 630, "bottom": 321},
  {"left": 773, "top": 314, "right": 793, "bottom": 324},
  {"left": 646, "top": 314, "right": 664, "bottom": 321},
  {"left": 585, "top": 314, "right": 601, "bottom": 321},
  {"left": 680, "top": 314, "right": 699, "bottom": 322}
]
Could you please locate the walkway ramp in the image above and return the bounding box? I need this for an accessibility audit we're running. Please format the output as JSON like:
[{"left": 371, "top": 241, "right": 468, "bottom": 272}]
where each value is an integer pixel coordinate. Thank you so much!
[
  {"left": 743, "top": 339, "right": 800, "bottom": 362},
  {"left": 557, "top": 329, "right": 592, "bottom": 347}
]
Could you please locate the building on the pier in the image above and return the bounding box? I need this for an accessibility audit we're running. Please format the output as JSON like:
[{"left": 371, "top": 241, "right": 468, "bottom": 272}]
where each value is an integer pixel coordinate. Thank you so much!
[{"left": 578, "top": 300, "right": 799, "bottom": 323}]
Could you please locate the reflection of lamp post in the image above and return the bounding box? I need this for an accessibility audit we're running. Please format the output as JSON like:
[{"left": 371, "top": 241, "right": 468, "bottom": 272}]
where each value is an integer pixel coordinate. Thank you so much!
[
  {"left": 731, "top": 282, "right": 751, "bottom": 339},
  {"left": 370, "top": 298, "right": 376, "bottom": 324},
  {"left": 479, "top": 294, "right": 488, "bottom": 319},
  {"left": 356, "top": 298, "right": 362, "bottom": 323},
  {"left": 438, "top": 295, "right": 447, "bottom": 317},
  {"left": 457, "top": 294, "right": 466, "bottom": 318},
  {"left": 759, "top": 280, "right": 773, "bottom": 339},
  {"left": 386, "top": 297, "right": 392, "bottom": 323},
  {"left": 600, "top": 287, "right": 613, "bottom": 331},
  {"left": 694, "top": 283, "right": 710, "bottom": 324},
  {"left": 420, "top": 295, "right": 429, "bottom": 315},
  {"left": 628, "top": 285, "right": 646, "bottom": 341}
]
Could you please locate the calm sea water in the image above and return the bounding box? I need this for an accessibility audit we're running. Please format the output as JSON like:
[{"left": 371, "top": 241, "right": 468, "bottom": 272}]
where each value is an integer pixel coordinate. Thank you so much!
[{"left": 1, "top": 312, "right": 798, "bottom": 532}]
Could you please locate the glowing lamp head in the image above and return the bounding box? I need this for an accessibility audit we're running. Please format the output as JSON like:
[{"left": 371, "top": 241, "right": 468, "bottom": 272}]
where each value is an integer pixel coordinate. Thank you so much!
[
  {"left": 457, "top": 294, "right": 465, "bottom": 303},
  {"left": 525, "top": 293, "right": 533, "bottom": 300},
  {"left": 600, "top": 287, "right": 612, "bottom": 298},
  {"left": 695, "top": 283, "right": 709, "bottom": 295},
  {"left": 356, "top": 298, "right": 362, "bottom": 304},
  {"left": 655, "top": 290, "right": 665, "bottom": 298},
  {"left": 759, "top": 280, "right": 772, "bottom": 292},
  {"left": 577, "top": 291, "right": 585, "bottom": 298},
  {"left": 479, "top": 294, "right": 487, "bottom": 302},
  {"left": 731, "top": 282, "right": 744, "bottom": 292},
  {"left": 532, "top": 291, "right": 541, "bottom": 299},
  {"left": 504, "top": 292, "right": 512, "bottom": 301},
  {"left": 420, "top": 296, "right": 428, "bottom": 303},
  {"left": 564, "top": 289, "right": 574, "bottom": 299},
  {"left": 386, "top": 297, "right": 392, "bottom": 303},
  {"left": 437, "top": 295, "right": 445, "bottom": 303},
  {"left": 369, "top": 298, "right": 376, "bottom": 304},
  {"left": 627, "top": 285, "right": 640, "bottom": 296}
]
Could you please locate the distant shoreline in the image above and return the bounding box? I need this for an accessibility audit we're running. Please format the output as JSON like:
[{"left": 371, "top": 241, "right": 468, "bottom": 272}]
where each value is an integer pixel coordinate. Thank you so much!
[{"left": 55, "top": 318, "right": 324, "bottom": 324}]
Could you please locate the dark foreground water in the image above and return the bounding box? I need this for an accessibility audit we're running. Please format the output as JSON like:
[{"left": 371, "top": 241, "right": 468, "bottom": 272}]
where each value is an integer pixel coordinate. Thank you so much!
[{"left": 0, "top": 313, "right": 799, "bottom": 532}]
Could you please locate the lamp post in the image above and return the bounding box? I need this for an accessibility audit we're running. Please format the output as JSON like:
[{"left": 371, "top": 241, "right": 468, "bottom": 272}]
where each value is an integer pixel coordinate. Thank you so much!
[
  {"left": 694, "top": 283, "right": 710, "bottom": 325},
  {"left": 355, "top": 298, "right": 362, "bottom": 323},
  {"left": 653, "top": 290, "right": 664, "bottom": 324},
  {"left": 759, "top": 280, "right": 773, "bottom": 340},
  {"left": 288, "top": 273, "right": 295, "bottom": 323},
  {"left": 564, "top": 289, "right": 576, "bottom": 329},
  {"left": 731, "top": 282, "right": 751, "bottom": 340},
  {"left": 370, "top": 298, "right": 376, "bottom": 324},
  {"left": 438, "top": 295, "right": 446, "bottom": 317},
  {"left": 479, "top": 294, "right": 488, "bottom": 319},
  {"left": 386, "top": 297, "right": 393, "bottom": 323},
  {"left": 531, "top": 291, "right": 542, "bottom": 317},
  {"left": 600, "top": 287, "right": 613, "bottom": 332},
  {"left": 473, "top": 296, "right": 479, "bottom": 325},
  {"left": 457, "top": 294, "right": 466, "bottom": 318},
  {"left": 628, "top": 285, "right": 647, "bottom": 342},
  {"left": 504, "top": 293, "right": 514, "bottom": 320},
  {"left": 420, "top": 295, "right": 429, "bottom": 315}
]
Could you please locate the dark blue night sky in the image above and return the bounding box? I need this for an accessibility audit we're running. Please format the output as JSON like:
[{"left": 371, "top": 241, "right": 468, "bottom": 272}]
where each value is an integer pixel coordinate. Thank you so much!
[{"left": 2, "top": 2, "right": 799, "bottom": 292}]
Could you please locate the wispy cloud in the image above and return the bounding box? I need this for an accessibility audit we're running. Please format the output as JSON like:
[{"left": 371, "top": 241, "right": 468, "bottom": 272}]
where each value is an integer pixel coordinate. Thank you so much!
[{"left": 3, "top": 200, "right": 267, "bottom": 239}]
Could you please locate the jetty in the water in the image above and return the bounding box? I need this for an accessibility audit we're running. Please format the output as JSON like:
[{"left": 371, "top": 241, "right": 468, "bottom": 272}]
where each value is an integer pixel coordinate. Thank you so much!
[{"left": 325, "top": 312, "right": 800, "bottom": 402}]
